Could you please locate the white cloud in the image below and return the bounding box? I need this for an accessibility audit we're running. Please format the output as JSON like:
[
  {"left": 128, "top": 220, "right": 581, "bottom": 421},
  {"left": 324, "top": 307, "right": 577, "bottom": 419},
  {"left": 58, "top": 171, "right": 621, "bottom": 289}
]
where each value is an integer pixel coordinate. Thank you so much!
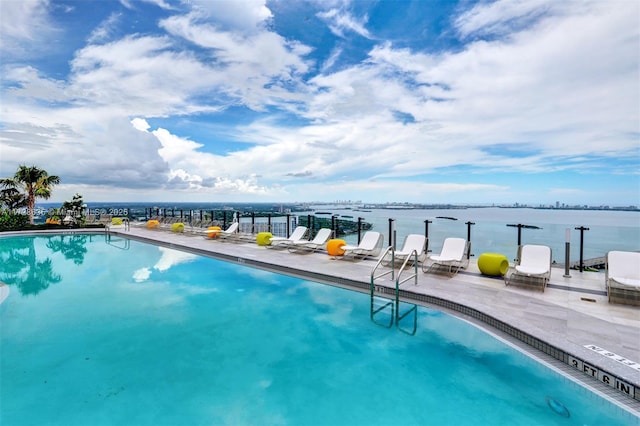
[
  {"left": 153, "top": 127, "right": 205, "bottom": 164},
  {"left": 69, "top": 35, "right": 225, "bottom": 114},
  {"left": 159, "top": 14, "right": 312, "bottom": 111},
  {"left": 0, "top": 92, "right": 169, "bottom": 188},
  {"left": 2, "top": 65, "right": 69, "bottom": 102},
  {"left": 121, "top": 0, "right": 176, "bottom": 11},
  {"left": 130, "top": 121, "right": 279, "bottom": 195},
  {"left": 129, "top": 0, "right": 638, "bottom": 200},
  {"left": 317, "top": 8, "right": 371, "bottom": 39},
  {"left": 0, "top": 0, "right": 637, "bottom": 205},
  {"left": 454, "top": 0, "right": 554, "bottom": 39},
  {"left": 311, "top": 3, "right": 639, "bottom": 167},
  {"left": 87, "top": 12, "right": 122, "bottom": 44},
  {"left": 189, "top": 0, "right": 273, "bottom": 32},
  {"left": 0, "top": 0, "right": 54, "bottom": 55},
  {"left": 131, "top": 118, "right": 151, "bottom": 132},
  {"left": 142, "top": 0, "right": 176, "bottom": 10},
  {"left": 321, "top": 46, "right": 343, "bottom": 72}
]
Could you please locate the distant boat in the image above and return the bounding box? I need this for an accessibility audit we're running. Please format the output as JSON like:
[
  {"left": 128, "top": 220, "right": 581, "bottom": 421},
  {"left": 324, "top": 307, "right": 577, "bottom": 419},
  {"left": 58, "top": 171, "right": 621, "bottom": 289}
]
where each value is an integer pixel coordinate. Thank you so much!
[
  {"left": 341, "top": 215, "right": 353, "bottom": 218},
  {"left": 436, "top": 216, "right": 458, "bottom": 221},
  {"left": 315, "top": 211, "right": 332, "bottom": 215},
  {"left": 506, "top": 224, "right": 542, "bottom": 229}
]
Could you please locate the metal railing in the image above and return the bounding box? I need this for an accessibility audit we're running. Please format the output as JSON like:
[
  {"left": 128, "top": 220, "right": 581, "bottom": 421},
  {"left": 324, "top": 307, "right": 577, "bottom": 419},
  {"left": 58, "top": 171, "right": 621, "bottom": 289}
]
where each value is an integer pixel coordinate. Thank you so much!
[{"left": 369, "top": 247, "right": 418, "bottom": 334}]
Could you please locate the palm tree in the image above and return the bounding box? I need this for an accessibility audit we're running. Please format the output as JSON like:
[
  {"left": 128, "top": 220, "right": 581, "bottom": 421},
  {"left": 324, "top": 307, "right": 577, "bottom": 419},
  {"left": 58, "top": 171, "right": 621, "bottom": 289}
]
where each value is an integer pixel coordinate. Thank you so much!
[
  {"left": 0, "top": 187, "right": 27, "bottom": 210},
  {"left": 0, "top": 165, "right": 60, "bottom": 224}
]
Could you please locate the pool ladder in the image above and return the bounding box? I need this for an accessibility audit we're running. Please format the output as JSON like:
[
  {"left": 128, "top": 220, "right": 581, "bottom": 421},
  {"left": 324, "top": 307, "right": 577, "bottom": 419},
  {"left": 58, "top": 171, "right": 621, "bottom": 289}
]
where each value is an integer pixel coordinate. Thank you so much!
[
  {"left": 370, "top": 247, "right": 419, "bottom": 335},
  {"left": 104, "top": 233, "right": 130, "bottom": 250}
]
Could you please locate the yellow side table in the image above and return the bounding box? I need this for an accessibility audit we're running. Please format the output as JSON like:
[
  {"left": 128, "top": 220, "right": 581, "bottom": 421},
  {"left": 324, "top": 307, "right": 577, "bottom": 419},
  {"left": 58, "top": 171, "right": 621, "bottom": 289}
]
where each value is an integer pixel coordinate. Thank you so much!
[
  {"left": 326, "top": 239, "right": 346, "bottom": 256},
  {"left": 171, "top": 222, "right": 185, "bottom": 233},
  {"left": 256, "top": 232, "right": 273, "bottom": 246},
  {"left": 146, "top": 219, "right": 160, "bottom": 229},
  {"left": 478, "top": 253, "right": 509, "bottom": 276}
]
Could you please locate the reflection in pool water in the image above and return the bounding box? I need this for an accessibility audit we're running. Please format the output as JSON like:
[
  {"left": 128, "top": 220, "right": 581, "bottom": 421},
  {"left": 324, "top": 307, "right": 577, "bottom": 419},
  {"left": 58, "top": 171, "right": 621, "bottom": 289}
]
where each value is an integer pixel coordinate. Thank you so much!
[{"left": 0, "top": 235, "right": 63, "bottom": 295}]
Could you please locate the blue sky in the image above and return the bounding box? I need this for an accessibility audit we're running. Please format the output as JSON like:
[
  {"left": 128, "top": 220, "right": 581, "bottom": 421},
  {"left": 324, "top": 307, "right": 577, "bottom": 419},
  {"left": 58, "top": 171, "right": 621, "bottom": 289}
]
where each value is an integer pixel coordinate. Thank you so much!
[{"left": 1, "top": 0, "right": 638, "bottom": 206}]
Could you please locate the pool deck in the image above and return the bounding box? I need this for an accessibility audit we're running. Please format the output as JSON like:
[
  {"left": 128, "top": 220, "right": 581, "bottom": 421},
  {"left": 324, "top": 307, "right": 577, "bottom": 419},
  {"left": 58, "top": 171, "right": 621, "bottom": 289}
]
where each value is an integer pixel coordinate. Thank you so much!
[{"left": 3, "top": 226, "right": 639, "bottom": 414}]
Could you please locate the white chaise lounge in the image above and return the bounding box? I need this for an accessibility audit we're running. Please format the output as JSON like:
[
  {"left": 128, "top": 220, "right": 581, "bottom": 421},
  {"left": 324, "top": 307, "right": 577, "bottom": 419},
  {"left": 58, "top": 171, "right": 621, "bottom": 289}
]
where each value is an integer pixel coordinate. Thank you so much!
[
  {"left": 341, "top": 231, "right": 384, "bottom": 260},
  {"left": 208, "top": 222, "right": 240, "bottom": 241},
  {"left": 288, "top": 228, "right": 333, "bottom": 253},
  {"left": 606, "top": 250, "right": 640, "bottom": 306},
  {"left": 383, "top": 234, "right": 426, "bottom": 266},
  {"left": 423, "top": 237, "right": 469, "bottom": 277},
  {"left": 504, "top": 244, "right": 552, "bottom": 291},
  {"left": 268, "top": 226, "right": 308, "bottom": 248}
]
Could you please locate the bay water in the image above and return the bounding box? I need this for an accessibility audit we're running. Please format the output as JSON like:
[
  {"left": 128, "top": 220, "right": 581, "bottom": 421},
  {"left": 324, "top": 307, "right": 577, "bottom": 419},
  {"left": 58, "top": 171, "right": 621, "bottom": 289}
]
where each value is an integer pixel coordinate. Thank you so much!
[
  {"left": 38, "top": 202, "right": 640, "bottom": 265},
  {"left": 301, "top": 206, "right": 639, "bottom": 265}
]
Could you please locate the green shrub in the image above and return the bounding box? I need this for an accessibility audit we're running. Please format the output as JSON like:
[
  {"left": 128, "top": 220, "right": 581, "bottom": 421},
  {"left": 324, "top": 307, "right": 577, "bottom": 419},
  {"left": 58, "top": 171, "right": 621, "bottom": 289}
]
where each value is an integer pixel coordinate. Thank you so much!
[
  {"left": 0, "top": 212, "right": 29, "bottom": 231},
  {"left": 0, "top": 211, "right": 108, "bottom": 232}
]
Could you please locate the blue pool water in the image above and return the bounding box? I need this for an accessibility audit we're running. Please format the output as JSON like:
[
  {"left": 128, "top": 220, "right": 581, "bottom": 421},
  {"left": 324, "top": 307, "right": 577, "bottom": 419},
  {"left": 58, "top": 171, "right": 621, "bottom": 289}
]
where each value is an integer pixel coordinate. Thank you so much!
[{"left": 0, "top": 234, "right": 636, "bottom": 425}]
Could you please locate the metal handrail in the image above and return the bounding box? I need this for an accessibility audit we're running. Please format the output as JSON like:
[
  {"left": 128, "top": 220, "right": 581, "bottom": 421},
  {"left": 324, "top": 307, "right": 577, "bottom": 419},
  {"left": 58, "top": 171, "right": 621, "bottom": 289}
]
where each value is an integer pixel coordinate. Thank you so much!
[
  {"left": 370, "top": 246, "right": 396, "bottom": 326},
  {"left": 394, "top": 250, "right": 419, "bottom": 335},
  {"left": 369, "top": 247, "right": 420, "bottom": 334},
  {"left": 370, "top": 246, "right": 395, "bottom": 288},
  {"left": 396, "top": 250, "right": 419, "bottom": 289}
]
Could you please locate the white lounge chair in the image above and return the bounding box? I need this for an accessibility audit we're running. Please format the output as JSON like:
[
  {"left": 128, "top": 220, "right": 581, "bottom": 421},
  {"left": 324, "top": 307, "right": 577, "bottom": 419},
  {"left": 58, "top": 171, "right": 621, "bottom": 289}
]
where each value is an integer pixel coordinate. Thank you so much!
[
  {"left": 606, "top": 250, "right": 640, "bottom": 306},
  {"left": 288, "top": 228, "right": 333, "bottom": 253},
  {"left": 207, "top": 222, "right": 240, "bottom": 241},
  {"left": 396, "top": 234, "right": 426, "bottom": 263},
  {"left": 341, "top": 231, "right": 384, "bottom": 260},
  {"left": 504, "top": 244, "right": 551, "bottom": 291},
  {"left": 423, "top": 237, "right": 469, "bottom": 277},
  {"left": 187, "top": 219, "right": 217, "bottom": 234},
  {"left": 268, "top": 226, "right": 308, "bottom": 248},
  {"left": 380, "top": 234, "right": 427, "bottom": 266},
  {"left": 97, "top": 214, "right": 113, "bottom": 226},
  {"left": 156, "top": 216, "right": 180, "bottom": 230}
]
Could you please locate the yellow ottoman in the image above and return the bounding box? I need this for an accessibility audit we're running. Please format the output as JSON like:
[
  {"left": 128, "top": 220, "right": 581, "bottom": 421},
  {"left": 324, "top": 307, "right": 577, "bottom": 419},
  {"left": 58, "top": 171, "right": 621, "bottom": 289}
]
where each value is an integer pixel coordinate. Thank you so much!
[
  {"left": 147, "top": 219, "right": 160, "bottom": 229},
  {"left": 326, "top": 239, "right": 346, "bottom": 256},
  {"left": 478, "top": 253, "right": 509, "bottom": 276},
  {"left": 256, "top": 232, "right": 273, "bottom": 246},
  {"left": 171, "top": 222, "right": 185, "bottom": 233},
  {"left": 206, "top": 226, "right": 221, "bottom": 238}
]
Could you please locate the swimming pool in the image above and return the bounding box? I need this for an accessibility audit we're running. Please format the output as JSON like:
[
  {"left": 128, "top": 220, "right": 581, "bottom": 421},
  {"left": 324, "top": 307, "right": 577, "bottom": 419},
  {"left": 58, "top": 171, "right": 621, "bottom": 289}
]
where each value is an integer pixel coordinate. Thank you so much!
[{"left": 0, "top": 234, "right": 636, "bottom": 425}]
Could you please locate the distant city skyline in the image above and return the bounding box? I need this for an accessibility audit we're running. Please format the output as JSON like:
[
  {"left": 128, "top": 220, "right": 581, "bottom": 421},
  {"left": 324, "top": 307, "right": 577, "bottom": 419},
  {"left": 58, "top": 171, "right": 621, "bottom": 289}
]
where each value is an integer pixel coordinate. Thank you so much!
[
  {"left": 1, "top": 0, "right": 639, "bottom": 206},
  {"left": 32, "top": 199, "right": 639, "bottom": 211}
]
